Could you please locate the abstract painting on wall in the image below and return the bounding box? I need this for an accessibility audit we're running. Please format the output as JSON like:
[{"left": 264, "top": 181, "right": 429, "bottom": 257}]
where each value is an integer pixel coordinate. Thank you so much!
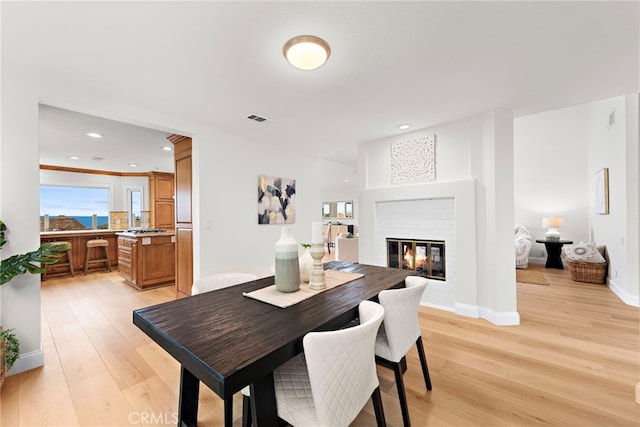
[{"left": 258, "top": 175, "right": 296, "bottom": 224}]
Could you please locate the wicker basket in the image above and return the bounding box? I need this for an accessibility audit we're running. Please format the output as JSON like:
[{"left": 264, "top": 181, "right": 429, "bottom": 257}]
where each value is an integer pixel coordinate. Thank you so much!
[{"left": 566, "top": 259, "right": 607, "bottom": 284}]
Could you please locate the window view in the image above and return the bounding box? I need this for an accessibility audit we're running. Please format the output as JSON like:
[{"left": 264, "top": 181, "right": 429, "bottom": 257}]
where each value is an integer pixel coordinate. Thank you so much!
[
  {"left": 128, "top": 188, "right": 142, "bottom": 228},
  {"left": 40, "top": 185, "right": 110, "bottom": 231}
]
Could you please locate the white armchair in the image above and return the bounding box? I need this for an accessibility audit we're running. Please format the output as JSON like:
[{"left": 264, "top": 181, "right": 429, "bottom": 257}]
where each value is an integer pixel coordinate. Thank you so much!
[{"left": 515, "top": 225, "right": 532, "bottom": 269}]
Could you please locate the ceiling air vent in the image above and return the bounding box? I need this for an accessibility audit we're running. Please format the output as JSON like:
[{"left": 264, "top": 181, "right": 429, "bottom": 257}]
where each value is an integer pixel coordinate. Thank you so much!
[
  {"left": 247, "top": 114, "right": 268, "bottom": 123},
  {"left": 92, "top": 156, "right": 104, "bottom": 161}
]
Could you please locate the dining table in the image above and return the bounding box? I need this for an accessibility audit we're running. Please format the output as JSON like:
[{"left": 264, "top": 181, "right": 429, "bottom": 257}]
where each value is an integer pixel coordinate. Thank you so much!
[{"left": 132, "top": 261, "right": 415, "bottom": 427}]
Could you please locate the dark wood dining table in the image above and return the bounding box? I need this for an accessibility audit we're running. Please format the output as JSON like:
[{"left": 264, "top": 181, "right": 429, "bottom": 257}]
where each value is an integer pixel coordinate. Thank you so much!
[{"left": 133, "top": 261, "right": 415, "bottom": 427}]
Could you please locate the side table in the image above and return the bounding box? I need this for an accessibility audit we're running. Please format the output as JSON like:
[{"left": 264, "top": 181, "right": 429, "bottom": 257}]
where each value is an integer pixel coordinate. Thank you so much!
[{"left": 535, "top": 239, "right": 573, "bottom": 269}]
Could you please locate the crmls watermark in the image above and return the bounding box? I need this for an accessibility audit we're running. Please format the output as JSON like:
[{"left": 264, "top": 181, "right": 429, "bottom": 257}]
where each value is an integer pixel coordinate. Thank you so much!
[{"left": 128, "top": 412, "right": 178, "bottom": 425}]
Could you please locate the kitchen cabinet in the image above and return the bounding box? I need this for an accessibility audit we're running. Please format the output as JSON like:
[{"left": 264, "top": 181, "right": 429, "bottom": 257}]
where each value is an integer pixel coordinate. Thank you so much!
[
  {"left": 149, "top": 171, "right": 174, "bottom": 230},
  {"left": 117, "top": 232, "right": 175, "bottom": 290},
  {"left": 169, "top": 134, "right": 193, "bottom": 297}
]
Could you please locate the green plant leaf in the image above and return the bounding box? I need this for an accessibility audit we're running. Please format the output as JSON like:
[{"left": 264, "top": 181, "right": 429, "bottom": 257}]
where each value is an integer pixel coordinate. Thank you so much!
[
  {"left": 0, "top": 328, "right": 20, "bottom": 371},
  {"left": 1, "top": 242, "right": 71, "bottom": 285}
]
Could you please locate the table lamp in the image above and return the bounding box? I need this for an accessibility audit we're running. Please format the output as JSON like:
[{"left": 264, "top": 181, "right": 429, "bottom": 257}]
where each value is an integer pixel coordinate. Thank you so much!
[{"left": 542, "top": 216, "right": 563, "bottom": 241}]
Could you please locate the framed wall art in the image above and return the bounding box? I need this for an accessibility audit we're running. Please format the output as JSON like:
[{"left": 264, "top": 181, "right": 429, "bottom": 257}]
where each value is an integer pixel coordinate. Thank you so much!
[
  {"left": 594, "top": 167, "right": 609, "bottom": 215},
  {"left": 391, "top": 134, "right": 436, "bottom": 184},
  {"left": 258, "top": 175, "right": 296, "bottom": 224}
]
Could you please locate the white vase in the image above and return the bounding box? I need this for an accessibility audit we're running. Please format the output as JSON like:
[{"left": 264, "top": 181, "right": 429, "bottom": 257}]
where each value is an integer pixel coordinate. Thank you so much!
[
  {"left": 299, "top": 248, "right": 313, "bottom": 283},
  {"left": 275, "top": 227, "right": 300, "bottom": 292}
]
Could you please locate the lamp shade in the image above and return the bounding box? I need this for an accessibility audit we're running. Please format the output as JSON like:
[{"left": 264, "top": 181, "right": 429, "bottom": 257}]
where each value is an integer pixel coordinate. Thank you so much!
[
  {"left": 283, "top": 35, "right": 331, "bottom": 70},
  {"left": 542, "top": 216, "right": 564, "bottom": 228}
]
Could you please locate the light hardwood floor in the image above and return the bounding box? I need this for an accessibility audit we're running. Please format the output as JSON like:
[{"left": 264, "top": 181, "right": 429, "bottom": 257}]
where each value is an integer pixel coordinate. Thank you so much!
[{"left": 1, "top": 266, "right": 639, "bottom": 426}]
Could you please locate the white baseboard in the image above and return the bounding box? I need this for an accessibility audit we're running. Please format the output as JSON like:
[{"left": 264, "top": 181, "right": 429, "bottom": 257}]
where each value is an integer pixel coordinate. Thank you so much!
[
  {"left": 454, "top": 302, "right": 480, "bottom": 318},
  {"left": 480, "top": 307, "right": 521, "bottom": 326},
  {"left": 608, "top": 279, "right": 640, "bottom": 307},
  {"left": 453, "top": 303, "right": 520, "bottom": 325},
  {"left": 421, "top": 301, "right": 455, "bottom": 313},
  {"left": 6, "top": 347, "right": 44, "bottom": 376}
]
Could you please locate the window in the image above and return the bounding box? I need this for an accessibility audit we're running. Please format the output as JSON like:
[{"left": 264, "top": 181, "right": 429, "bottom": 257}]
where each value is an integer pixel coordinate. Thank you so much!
[
  {"left": 127, "top": 188, "right": 142, "bottom": 228},
  {"left": 40, "top": 185, "right": 110, "bottom": 231}
]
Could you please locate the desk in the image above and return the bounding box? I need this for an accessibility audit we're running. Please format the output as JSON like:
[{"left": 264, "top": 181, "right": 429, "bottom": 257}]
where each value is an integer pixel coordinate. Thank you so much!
[
  {"left": 133, "top": 261, "right": 414, "bottom": 426},
  {"left": 535, "top": 239, "right": 573, "bottom": 269}
]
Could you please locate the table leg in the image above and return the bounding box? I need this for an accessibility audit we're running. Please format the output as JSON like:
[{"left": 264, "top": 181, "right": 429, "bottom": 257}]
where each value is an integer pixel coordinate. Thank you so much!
[
  {"left": 544, "top": 243, "right": 564, "bottom": 269},
  {"left": 178, "top": 366, "right": 199, "bottom": 427},
  {"left": 250, "top": 371, "right": 278, "bottom": 426}
]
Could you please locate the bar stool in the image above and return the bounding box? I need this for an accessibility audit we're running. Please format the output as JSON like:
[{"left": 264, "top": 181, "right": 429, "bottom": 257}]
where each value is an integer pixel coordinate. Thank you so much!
[
  {"left": 84, "top": 239, "right": 111, "bottom": 274},
  {"left": 43, "top": 241, "right": 74, "bottom": 279}
]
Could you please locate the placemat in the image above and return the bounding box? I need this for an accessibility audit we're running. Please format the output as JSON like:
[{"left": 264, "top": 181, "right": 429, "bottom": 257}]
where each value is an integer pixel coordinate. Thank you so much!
[{"left": 243, "top": 269, "right": 364, "bottom": 308}]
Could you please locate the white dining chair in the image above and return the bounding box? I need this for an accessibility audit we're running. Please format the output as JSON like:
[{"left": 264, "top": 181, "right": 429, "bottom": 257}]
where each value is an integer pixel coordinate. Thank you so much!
[
  {"left": 375, "top": 275, "right": 431, "bottom": 427},
  {"left": 242, "top": 300, "right": 387, "bottom": 427},
  {"left": 190, "top": 271, "right": 257, "bottom": 427},
  {"left": 191, "top": 272, "right": 258, "bottom": 295}
]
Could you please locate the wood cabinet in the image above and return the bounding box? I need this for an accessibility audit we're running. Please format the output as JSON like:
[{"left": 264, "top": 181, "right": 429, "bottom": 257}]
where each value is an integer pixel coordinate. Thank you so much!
[
  {"left": 41, "top": 231, "right": 118, "bottom": 278},
  {"left": 117, "top": 233, "right": 175, "bottom": 290},
  {"left": 169, "top": 134, "right": 193, "bottom": 297},
  {"left": 149, "top": 172, "right": 175, "bottom": 230}
]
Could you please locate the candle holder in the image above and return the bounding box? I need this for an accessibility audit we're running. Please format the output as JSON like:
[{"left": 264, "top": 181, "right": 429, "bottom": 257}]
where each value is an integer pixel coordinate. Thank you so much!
[{"left": 309, "top": 243, "right": 326, "bottom": 290}]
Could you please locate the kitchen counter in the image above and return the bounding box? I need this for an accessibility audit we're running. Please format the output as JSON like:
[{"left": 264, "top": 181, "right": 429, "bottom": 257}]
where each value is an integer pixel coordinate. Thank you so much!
[
  {"left": 41, "top": 230, "right": 118, "bottom": 278},
  {"left": 116, "top": 230, "right": 176, "bottom": 238},
  {"left": 117, "top": 232, "right": 175, "bottom": 290}
]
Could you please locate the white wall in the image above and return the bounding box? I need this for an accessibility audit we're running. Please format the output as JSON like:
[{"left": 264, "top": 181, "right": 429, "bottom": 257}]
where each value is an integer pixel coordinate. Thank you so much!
[
  {"left": 1, "top": 68, "right": 45, "bottom": 374},
  {"left": 588, "top": 94, "right": 640, "bottom": 306},
  {"left": 513, "top": 104, "right": 591, "bottom": 260},
  {"left": 192, "top": 128, "right": 341, "bottom": 280}
]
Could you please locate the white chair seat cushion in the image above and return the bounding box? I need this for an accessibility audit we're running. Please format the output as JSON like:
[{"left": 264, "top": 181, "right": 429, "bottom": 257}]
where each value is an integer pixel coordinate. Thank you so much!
[
  {"left": 375, "top": 323, "right": 392, "bottom": 360},
  {"left": 273, "top": 353, "right": 318, "bottom": 426}
]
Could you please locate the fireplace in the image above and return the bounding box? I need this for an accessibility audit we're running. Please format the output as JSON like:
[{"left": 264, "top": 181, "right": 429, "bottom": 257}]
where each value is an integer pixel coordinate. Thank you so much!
[{"left": 387, "top": 238, "right": 446, "bottom": 281}]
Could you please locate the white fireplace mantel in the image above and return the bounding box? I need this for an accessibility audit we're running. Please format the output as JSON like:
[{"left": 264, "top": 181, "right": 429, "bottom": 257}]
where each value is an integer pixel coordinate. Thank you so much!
[{"left": 359, "top": 179, "right": 518, "bottom": 325}]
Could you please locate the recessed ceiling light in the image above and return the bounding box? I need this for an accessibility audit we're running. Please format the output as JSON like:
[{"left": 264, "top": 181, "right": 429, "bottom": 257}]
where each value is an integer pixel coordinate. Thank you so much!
[
  {"left": 128, "top": 163, "right": 139, "bottom": 167},
  {"left": 397, "top": 124, "right": 411, "bottom": 130},
  {"left": 283, "top": 35, "right": 331, "bottom": 70},
  {"left": 86, "top": 132, "right": 103, "bottom": 138},
  {"left": 68, "top": 156, "right": 80, "bottom": 160},
  {"left": 161, "top": 146, "right": 172, "bottom": 151},
  {"left": 344, "top": 179, "right": 350, "bottom": 183}
]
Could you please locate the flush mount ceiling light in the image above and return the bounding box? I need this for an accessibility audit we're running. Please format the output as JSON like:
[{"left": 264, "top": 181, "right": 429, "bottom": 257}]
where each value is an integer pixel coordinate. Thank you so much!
[
  {"left": 161, "top": 146, "right": 172, "bottom": 151},
  {"left": 86, "top": 132, "right": 103, "bottom": 138},
  {"left": 128, "top": 163, "right": 139, "bottom": 168},
  {"left": 397, "top": 124, "right": 412, "bottom": 130},
  {"left": 283, "top": 35, "right": 331, "bottom": 70}
]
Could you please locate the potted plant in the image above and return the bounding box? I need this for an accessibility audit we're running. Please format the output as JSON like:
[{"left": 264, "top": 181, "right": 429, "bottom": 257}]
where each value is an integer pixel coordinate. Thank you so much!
[
  {"left": 0, "top": 327, "right": 19, "bottom": 387},
  {"left": 0, "top": 219, "right": 70, "bottom": 384}
]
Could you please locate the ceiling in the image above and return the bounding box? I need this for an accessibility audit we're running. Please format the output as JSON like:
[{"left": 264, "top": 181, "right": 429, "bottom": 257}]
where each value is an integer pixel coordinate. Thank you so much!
[{"left": 4, "top": 1, "right": 638, "bottom": 172}]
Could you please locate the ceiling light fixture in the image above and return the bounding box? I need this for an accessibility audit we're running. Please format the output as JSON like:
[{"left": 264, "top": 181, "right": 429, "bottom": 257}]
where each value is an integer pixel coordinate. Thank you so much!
[
  {"left": 128, "top": 163, "right": 139, "bottom": 167},
  {"left": 86, "top": 132, "right": 103, "bottom": 138},
  {"left": 68, "top": 156, "right": 80, "bottom": 160},
  {"left": 283, "top": 35, "right": 331, "bottom": 71},
  {"left": 161, "top": 146, "right": 172, "bottom": 151},
  {"left": 397, "top": 124, "right": 411, "bottom": 130}
]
